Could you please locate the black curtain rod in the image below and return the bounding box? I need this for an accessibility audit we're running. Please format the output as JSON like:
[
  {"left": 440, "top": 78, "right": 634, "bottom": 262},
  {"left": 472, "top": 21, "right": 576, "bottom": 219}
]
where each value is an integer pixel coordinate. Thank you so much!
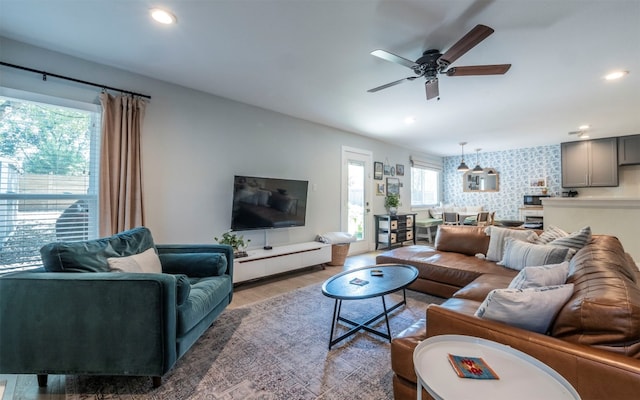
[{"left": 0, "top": 61, "right": 151, "bottom": 99}]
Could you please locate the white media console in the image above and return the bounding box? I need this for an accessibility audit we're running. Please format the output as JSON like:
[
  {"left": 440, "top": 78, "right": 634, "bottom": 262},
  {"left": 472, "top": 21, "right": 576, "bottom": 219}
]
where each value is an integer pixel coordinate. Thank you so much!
[{"left": 232, "top": 241, "right": 332, "bottom": 284}]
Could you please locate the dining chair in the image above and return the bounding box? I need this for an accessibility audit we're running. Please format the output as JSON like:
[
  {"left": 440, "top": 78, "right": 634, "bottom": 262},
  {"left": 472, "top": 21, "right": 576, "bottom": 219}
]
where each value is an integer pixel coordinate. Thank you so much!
[
  {"left": 476, "top": 212, "right": 490, "bottom": 226},
  {"left": 443, "top": 212, "right": 460, "bottom": 225}
]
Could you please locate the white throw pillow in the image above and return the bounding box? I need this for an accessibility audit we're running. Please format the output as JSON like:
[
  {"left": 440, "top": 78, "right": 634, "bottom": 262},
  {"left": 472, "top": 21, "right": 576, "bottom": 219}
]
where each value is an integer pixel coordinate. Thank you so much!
[
  {"left": 108, "top": 247, "right": 162, "bottom": 273},
  {"left": 484, "top": 226, "right": 538, "bottom": 262},
  {"left": 498, "top": 238, "right": 575, "bottom": 271},
  {"left": 508, "top": 261, "right": 570, "bottom": 289},
  {"left": 474, "top": 284, "right": 575, "bottom": 333}
]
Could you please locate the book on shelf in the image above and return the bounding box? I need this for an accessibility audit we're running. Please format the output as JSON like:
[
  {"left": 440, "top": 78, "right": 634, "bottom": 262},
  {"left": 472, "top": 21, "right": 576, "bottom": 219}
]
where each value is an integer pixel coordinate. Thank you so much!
[{"left": 448, "top": 354, "right": 499, "bottom": 380}]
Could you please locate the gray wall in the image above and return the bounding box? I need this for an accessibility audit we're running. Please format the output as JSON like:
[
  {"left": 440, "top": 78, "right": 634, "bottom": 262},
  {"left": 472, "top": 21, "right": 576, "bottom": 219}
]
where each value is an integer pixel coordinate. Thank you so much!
[{"left": 0, "top": 37, "right": 439, "bottom": 249}]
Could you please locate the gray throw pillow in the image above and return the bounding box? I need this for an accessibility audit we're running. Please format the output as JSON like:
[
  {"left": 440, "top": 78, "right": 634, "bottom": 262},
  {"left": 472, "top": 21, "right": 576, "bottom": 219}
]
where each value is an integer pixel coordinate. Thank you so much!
[
  {"left": 535, "top": 225, "right": 568, "bottom": 244},
  {"left": 548, "top": 226, "right": 592, "bottom": 251},
  {"left": 498, "top": 238, "right": 575, "bottom": 271},
  {"left": 475, "top": 284, "right": 575, "bottom": 333},
  {"left": 508, "top": 261, "right": 570, "bottom": 289}
]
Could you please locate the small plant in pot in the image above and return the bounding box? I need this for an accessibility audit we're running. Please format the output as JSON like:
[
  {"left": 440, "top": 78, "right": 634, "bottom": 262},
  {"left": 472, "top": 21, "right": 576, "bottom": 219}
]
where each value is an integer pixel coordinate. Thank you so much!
[
  {"left": 214, "top": 230, "right": 251, "bottom": 258},
  {"left": 384, "top": 193, "right": 400, "bottom": 215}
]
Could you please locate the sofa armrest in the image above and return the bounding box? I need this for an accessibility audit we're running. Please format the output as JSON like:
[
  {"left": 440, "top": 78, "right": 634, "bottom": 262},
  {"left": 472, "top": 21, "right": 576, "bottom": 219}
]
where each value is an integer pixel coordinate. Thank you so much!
[
  {"left": 0, "top": 271, "right": 178, "bottom": 377},
  {"left": 156, "top": 244, "right": 233, "bottom": 278},
  {"left": 426, "top": 304, "right": 640, "bottom": 400}
]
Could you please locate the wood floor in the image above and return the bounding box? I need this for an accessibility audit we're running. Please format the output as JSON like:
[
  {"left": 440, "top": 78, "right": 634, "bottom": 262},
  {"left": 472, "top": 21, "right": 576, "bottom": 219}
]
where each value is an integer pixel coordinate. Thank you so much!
[{"left": 0, "top": 251, "right": 382, "bottom": 400}]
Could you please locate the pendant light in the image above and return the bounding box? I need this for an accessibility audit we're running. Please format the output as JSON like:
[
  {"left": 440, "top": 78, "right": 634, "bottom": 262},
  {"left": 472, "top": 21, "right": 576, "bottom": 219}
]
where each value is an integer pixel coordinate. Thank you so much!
[
  {"left": 472, "top": 148, "right": 484, "bottom": 173},
  {"left": 457, "top": 142, "right": 469, "bottom": 172}
]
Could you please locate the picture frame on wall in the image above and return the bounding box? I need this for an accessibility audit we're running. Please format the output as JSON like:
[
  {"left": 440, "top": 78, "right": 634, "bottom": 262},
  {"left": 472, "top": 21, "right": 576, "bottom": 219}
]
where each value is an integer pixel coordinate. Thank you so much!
[
  {"left": 384, "top": 164, "right": 391, "bottom": 176},
  {"left": 396, "top": 164, "right": 404, "bottom": 176},
  {"left": 374, "top": 161, "right": 383, "bottom": 180},
  {"left": 529, "top": 177, "right": 547, "bottom": 188},
  {"left": 376, "top": 183, "right": 385, "bottom": 195},
  {"left": 386, "top": 178, "right": 400, "bottom": 195}
]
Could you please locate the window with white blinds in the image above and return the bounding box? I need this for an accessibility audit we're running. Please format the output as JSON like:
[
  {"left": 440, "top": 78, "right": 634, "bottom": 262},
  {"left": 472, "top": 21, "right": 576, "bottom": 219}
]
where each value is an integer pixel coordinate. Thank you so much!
[
  {"left": 410, "top": 156, "right": 442, "bottom": 208},
  {"left": 0, "top": 89, "right": 100, "bottom": 273}
]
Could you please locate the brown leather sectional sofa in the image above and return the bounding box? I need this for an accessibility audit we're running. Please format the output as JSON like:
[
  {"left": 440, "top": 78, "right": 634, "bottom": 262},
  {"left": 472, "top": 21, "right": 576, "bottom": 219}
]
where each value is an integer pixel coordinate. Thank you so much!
[{"left": 376, "top": 225, "right": 640, "bottom": 400}]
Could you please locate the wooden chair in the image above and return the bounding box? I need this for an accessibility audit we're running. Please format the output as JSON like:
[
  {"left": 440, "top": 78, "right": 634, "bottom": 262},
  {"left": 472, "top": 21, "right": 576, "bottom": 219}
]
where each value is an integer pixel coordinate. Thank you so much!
[
  {"left": 489, "top": 211, "right": 496, "bottom": 225},
  {"left": 476, "top": 212, "right": 490, "bottom": 226},
  {"left": 443, "top": 212, "right": 460, "bottom": 225}
]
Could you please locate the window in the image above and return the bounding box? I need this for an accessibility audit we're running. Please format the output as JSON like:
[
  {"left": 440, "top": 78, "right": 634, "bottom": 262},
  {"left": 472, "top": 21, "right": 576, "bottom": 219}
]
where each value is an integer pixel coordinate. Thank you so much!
[
  {"left": 0, "top": 89, "right": 100, "bottom": 273},
  {"left": 411, "top": 158, "right": 441, "bottom": 208}
]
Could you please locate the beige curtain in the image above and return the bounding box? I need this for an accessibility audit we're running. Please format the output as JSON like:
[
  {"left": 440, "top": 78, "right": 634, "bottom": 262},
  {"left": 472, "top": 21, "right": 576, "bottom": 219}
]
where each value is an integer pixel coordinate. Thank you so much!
[{"left": 99, "top": 93, "right": 147, "bottom": 237}]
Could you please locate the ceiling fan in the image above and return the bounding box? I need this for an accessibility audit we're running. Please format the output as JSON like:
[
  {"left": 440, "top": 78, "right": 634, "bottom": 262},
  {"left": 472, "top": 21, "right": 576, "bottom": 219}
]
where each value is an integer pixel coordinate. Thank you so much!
[{"left": 368, "top": 24, "right": 511, "bottom": 100}]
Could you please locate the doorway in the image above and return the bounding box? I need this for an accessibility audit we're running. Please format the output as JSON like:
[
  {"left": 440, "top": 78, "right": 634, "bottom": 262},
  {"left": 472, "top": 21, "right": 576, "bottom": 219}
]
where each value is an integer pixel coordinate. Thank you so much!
[{"left": 341, "top": 147, "right": 372, "bottom": 254}]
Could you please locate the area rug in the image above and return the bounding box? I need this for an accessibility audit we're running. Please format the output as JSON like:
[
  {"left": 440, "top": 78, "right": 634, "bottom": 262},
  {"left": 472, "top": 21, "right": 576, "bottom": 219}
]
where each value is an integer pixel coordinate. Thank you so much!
[{"left": 66, "top": 283, "right": 443, "bottom": 399}]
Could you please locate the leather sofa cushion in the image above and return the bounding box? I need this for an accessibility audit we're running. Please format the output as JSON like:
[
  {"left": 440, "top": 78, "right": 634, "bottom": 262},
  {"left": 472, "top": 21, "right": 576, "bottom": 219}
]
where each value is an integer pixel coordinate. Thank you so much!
[
  {"left": 377, "top": 246, "right": 518, "bottom": 290},
  {"left": 391, "top": 319, "right": 427, "bottom": 383},
  {"left": 452, "top": 274, "right": 514, "bottom": 302},
  {"left": 552, "top": 235, "right": 640, "bottom": 358},
  {"left": 434, "top": 225, "right": 490, "bottom": 256},
  {"left": 40, "top": 226, "right": 155, "bottom": 273}
]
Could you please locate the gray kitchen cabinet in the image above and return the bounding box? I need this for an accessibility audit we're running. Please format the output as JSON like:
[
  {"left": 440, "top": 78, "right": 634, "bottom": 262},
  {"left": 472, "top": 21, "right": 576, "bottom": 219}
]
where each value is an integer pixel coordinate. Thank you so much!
[
  {"left": 618, "top": 134, "right": 640, "bottom": 165},
  {"left": 561, "top": 138, "right": 618, "bottom": 187}
]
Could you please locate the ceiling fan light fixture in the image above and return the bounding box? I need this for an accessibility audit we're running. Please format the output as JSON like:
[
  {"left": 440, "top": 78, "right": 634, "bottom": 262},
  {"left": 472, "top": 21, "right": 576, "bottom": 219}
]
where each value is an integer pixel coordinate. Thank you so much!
[{"left": 457, "top": 142, "right": 469, "bottom": 172}]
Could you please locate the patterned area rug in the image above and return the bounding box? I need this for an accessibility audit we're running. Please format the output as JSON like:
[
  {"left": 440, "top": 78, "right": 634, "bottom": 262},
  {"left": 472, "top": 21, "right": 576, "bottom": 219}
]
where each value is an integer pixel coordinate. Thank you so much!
[{"left": 66, "top": 283, "right": 443, "bottom": 399}]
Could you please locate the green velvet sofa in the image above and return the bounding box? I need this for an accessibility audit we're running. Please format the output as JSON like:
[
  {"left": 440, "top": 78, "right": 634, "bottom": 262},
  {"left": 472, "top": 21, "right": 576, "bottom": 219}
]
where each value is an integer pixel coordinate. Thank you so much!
[{"left": 0, "top": 226, "right": 233, "bottom": 387}]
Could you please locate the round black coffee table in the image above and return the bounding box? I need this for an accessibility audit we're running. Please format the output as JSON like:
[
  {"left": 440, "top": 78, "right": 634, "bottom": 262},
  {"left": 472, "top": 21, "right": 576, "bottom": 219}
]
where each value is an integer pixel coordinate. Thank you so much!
[{"left": 321, "top": 264, "right": 418, "bottom": 349}]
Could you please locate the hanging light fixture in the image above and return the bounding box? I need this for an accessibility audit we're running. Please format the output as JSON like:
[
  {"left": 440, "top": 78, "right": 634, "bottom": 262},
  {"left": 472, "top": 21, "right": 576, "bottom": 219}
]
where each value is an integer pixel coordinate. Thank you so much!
[
  {"left": 472, "top": 148, "right": 484, "bottom": 173},
  {"left": 457, "top": 142, "right": 469, "bottom": 172}
]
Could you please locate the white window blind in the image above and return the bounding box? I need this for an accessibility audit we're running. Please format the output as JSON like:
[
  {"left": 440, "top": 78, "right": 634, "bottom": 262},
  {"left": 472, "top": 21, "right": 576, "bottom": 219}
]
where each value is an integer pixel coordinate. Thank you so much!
[
  {"left": 410, "top": 155, "right": 442, "bottom": 208},
  {"left": 0, "top": 89, "right": 100, "bottom": 273}
]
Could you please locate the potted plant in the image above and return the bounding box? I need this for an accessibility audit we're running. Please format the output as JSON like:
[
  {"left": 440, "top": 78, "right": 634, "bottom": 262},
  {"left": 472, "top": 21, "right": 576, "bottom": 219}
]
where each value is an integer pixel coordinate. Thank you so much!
[
  {"left": 384, "top": 193, "right": 400, "bottom": 215},
  {"left": 214, "top": 230, "right": 251, "bottom": 258}
]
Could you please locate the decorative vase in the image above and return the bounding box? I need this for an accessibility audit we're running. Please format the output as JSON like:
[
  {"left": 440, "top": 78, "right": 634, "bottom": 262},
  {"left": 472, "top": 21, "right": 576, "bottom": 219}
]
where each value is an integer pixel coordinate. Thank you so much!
[{"left": 388, "top": 207, "right": 397, "bottom": 215}]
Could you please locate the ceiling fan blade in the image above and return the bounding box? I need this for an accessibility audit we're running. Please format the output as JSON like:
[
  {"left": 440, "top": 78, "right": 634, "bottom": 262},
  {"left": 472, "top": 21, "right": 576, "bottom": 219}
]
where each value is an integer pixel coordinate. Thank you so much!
[
  {"left": 370, "top": 49, "right": 418, "bottom": 69},
  {"left": 367, "top": 76, "right": 418, "bottom": 93},
  {"left": 446, "top": 64, "right": 511, "bottom": 76},
  {"left": 440, "top": 24, "right": 494, "bottom": 65},
  {"left": 425, "top": 79, "right": 439, "bottom": 100}
]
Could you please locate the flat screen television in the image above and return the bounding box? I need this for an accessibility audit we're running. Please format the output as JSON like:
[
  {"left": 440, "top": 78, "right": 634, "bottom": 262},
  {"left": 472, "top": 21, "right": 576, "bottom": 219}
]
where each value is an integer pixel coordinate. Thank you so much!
[{"left": 230, "top": 175, "right": 308, "bottom": 231}]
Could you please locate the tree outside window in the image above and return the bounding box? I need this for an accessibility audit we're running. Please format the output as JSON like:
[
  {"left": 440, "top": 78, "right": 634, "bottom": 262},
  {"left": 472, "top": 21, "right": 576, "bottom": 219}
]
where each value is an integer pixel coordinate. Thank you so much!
[{"left": 0, "top": 94, "right": 100, "bottom": 272}]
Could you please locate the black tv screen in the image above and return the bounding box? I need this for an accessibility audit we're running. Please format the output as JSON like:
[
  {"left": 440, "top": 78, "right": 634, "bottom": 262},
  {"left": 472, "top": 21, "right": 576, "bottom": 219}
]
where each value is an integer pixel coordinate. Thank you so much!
[{"left": 230, "top": 175, "right": 308, "bottom": 231}]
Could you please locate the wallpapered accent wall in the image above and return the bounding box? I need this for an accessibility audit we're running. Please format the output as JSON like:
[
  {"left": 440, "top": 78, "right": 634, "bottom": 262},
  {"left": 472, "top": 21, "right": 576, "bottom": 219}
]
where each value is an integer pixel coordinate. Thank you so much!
[{"left": 443, "top": 145, "right": 561, "bottom": 220}]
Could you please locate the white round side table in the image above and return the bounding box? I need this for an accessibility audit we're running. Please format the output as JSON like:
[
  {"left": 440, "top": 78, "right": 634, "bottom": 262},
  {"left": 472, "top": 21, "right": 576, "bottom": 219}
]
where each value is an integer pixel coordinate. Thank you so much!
[{"left": 413, "top": 334, "right": 580, "bottom": 400}]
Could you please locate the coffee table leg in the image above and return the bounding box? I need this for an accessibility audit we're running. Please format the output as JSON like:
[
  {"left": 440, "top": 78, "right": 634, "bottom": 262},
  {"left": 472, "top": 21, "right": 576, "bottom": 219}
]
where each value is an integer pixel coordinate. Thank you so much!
[
  {"left": 381, "top": 295, "right": 392, "bottom": 343},
  {"left": 328, "top": 299, "right": 341, "bottom": 350}
]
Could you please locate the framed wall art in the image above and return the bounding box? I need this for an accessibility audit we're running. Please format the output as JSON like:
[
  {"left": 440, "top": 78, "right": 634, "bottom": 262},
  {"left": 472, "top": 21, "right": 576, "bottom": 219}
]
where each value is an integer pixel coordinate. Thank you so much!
[
  {"left": 396, "top": 164, "right": 404, "bottom": 176},
  {"left": 374, "top": 161, "right": 383, "bottom": 180},
  {"left": 386, "top": 178, "right": 400, "bottom": 195}
]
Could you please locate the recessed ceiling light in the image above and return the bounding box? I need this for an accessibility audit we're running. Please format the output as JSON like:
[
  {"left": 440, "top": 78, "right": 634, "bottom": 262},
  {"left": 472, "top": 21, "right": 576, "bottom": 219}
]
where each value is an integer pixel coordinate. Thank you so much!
[
  {"left": 578, "top": 124, "right": 590, "bottom": 130},
  {"left": 604, "top": 70, "right": 628, "bottom": 81},
  {"left": 150, "top": 8, "right": 177, "bottom": 24},
  {"left": 404, "top": 116, "right": 416, "bottom": 125}
]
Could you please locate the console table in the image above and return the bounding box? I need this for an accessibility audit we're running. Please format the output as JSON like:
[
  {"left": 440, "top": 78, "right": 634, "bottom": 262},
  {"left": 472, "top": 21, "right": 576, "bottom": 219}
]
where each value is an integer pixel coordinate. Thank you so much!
[
  {"left": 233, "top": 242, "right": 331, "bottom": 283},
  {"left": 374, "top": 213, "right": 417, "bottom": 250}
]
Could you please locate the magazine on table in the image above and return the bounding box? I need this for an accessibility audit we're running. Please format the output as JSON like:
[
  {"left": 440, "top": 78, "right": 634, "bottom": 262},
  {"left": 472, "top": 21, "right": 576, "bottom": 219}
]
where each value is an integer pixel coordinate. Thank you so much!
[
  {"left": 349, "top": 277, "right": 369, "bottom": 286},
  {"left": 448, "top": 354, "right": 499, "bottom": 380}
]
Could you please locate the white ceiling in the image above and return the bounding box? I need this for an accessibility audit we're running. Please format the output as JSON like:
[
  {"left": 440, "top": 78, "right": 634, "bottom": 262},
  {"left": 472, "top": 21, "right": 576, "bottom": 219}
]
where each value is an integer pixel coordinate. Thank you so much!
[{"left": 1, "top": 0, "right": 639, "bottom": 156}]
